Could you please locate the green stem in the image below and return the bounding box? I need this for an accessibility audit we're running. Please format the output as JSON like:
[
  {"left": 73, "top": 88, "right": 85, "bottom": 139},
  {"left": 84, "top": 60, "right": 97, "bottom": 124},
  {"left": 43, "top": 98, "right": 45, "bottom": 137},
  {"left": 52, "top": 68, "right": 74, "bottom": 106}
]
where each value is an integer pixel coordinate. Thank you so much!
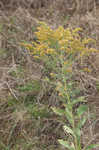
[{"left": 60, "top": 52, "right": 81, "bottom": 150}]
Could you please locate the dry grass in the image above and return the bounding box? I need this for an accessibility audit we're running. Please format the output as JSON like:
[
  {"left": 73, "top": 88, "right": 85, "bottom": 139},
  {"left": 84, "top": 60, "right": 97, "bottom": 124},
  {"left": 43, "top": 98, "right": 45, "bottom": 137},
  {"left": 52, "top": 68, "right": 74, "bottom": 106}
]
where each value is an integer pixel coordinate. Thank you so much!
[{"left": 0, "top": 0, "right": 99, "bottom": 149}]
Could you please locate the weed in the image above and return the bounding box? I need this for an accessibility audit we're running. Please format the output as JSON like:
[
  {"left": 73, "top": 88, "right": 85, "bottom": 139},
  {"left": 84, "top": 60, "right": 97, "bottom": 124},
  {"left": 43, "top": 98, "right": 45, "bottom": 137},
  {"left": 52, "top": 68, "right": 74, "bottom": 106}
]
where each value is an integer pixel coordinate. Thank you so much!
[
  {"left": 22, "top": 22, "right": 99, "bottom": 150},
  {"left": 17, "top": 80, "right": 40, "bottom": 92}
]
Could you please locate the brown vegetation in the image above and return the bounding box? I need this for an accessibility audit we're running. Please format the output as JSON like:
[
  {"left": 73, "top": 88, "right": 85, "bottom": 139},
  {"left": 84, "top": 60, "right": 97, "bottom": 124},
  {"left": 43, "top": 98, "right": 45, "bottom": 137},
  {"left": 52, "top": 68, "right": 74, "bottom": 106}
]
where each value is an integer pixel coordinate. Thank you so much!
[{"left": 0, "top": 0, "right": 99, "bottom": 150}]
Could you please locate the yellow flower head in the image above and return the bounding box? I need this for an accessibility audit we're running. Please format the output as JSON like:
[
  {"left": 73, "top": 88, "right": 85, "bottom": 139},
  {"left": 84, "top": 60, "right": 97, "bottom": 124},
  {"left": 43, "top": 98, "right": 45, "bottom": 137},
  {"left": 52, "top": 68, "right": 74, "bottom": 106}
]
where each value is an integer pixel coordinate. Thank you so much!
[
  {"left": 21, "top": 22, "right": 99, "bottom": 67},
  {"left": 33, "top": 56, "right": 40, "bottom": 59},
  {"left": 46, "top": 48, "right": 55, "bottom": 54},
  {"left": 83, "top": 68, "right": 91, "bottom": 73},
  {"left": 66, "top": 67, "right": 72, "bottom": 73},
  {"left": 53, "top": 26, "right": 64, "bottom": 40},
  {"left": 56, "top": 82, "right": 62, "bottom": 91},
  {"left": 58, "top": 93, "right": 63, "bottom": 96},
  {"left": 50, "top": 73, "right": 55, "bottom": 77}
]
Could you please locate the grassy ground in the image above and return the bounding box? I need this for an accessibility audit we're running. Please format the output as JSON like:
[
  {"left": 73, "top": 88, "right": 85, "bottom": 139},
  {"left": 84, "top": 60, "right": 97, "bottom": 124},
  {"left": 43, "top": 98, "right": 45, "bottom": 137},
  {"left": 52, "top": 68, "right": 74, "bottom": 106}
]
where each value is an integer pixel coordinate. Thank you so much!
[{"left": 0, "top": 1, "right": 99, "bottom": 150}]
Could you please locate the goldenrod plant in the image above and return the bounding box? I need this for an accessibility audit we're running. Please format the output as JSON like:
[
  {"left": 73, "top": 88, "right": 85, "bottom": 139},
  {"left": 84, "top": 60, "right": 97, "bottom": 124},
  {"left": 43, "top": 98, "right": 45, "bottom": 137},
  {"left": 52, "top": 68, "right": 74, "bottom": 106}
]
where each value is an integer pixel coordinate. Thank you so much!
[{"left": 22, "top": 22, "right": 99, "bottom": 150}]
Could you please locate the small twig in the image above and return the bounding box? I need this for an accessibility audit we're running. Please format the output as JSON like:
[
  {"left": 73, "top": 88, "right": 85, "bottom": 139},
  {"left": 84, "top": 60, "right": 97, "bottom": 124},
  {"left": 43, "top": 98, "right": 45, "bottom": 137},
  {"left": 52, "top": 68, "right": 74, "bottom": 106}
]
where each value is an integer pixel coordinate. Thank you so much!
[
  {"left": 7, "top": 122, "right": 18, "bottom": 145},
  {"left": 0, "top": 31, "right": 8, "bottom": 40},
  {"left": 88, "top": 108, "right": 93, "bottom": 138},
  {"left": 83, "top": 133, "right": 99, "bottom": 150},
  {"left": 6, "top": 81, "right": 18, "bottom": 101}
]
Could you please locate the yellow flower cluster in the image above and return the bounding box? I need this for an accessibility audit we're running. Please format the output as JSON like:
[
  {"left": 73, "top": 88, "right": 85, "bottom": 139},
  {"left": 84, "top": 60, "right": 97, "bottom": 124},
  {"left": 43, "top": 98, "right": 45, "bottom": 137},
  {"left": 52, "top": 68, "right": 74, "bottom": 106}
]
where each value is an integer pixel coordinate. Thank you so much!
[
  {"left": 33, "top": 43, "right": 48, "bottom": 56},
  {"left": 56, "top": 82, "right": 62, "bottom": 91},
  {"left": 21, "top": 43, "right": 33, "bottom": 50},
  {"left": 55, "top": 82, "right": 67, "bottom": 97},
  {"left": 82, "top": 67, "right": 92, "bottom": 73},
  {"left": 46, "top": 48, "right": 55, "bottom": 55},
  {"left": 21, "top": 22, "right": 98, "bottom": 59},
  {"left": 50, "top": 72, "right": 55, "bottom": 77}
]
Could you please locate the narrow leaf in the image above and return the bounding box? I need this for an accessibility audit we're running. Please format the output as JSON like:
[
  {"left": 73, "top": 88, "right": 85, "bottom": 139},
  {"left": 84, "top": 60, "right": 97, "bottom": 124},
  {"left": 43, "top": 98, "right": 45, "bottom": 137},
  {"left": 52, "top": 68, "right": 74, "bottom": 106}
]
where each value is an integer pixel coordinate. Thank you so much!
[
  {"left": 85, "top": 144, "right": 99, "bottom": 150},
  {"left": 65, "top": 107, "right": 74, "bottom": 126},
  {"left": 52, "top": 107, "right": 65, "bottom": 116},
  {"left": 77, "top": 116, "right": 87, "bottom": 129},
  {"left": 74, "top": 128, "right": 81, "bottom": 145},
  {"left": 77, "top": 105, "right": 88, "bottom": 117},
  {"left": 58, "top": 139, "right": 75, "bottom": 150},
  {"left": 72, "top": 96, "right": 86, "bottom": 105}
]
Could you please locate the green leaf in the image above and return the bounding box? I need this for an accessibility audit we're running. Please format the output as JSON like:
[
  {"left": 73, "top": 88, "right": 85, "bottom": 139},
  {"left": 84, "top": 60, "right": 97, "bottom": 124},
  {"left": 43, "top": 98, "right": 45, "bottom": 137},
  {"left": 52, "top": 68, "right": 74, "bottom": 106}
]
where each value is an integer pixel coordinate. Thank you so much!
[
  {"left": 77, "top": 116, "right": 87, "bottom": 129},
  {"left": 74, "top": 128, "right": 81, "bottom": 145},
  {"left": 74, "top": 128, "right": 81, "bottom": 137},
  {"left": 63, "top": 125, "right": 75, "bottom": 137},
  {"left": 72, "top": 96, "right": 86, "bottom": 105},
  {"left": 77, "top": 105, "right": 88, "bottom": 117},
  {"left": 85, "top": 144, "right": 99, "bottom": 150},
  {"left": 52, "top": 107, "right": 65, "bottom": 116},
  {"left": 65, "top": 107, "right": 74, "bottom": 126},
  {"left": 58, "top": 139, "right": 75, "bottom": 150}
]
